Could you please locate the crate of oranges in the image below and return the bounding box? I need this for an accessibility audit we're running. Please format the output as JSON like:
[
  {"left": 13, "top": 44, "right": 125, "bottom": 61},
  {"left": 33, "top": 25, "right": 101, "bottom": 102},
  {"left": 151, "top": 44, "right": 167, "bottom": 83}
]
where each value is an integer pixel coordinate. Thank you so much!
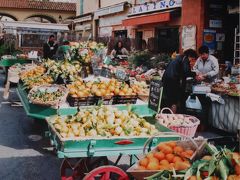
[{"left": 127, "top": 139, "right": 207, "bottom": 180}]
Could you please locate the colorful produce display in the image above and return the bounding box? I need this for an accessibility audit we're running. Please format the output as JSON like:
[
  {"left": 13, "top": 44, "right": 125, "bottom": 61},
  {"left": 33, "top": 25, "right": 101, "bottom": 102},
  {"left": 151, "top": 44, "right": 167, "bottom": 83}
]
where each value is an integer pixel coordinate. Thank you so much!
[
  {"left": 22, "top": 75, "right": 54, "bottom": 90},
  {"left": 130, "top": 142, "right": 240, "bottom": 180},
  {"left": 20, "top": 66, "right": 46, "bottom": 80},
  {"left": 67, "top": 79, "right": 137, "bottom": 98},
  {"left": 211, "top": 81, "right": 240, "bottom": 97},
  {"left": 28, "top": 85, "right": 67, "bottom": 106},
  {"left": 135, "top": 141, "right": 192, "bottom": 171},
  {"left": 155, "top": 114, "right": 198, "bottom": 127},
  {"left": 48, "top": 106, "right": 159, "bottom": 138},
  {"left": 44, "top": 59, "right": 82, "bottom": 81}
]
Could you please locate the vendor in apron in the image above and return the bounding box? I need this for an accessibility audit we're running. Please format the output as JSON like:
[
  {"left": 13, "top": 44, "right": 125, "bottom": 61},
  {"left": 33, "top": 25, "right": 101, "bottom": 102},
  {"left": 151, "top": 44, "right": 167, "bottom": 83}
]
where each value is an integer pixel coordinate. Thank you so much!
[
  {"left": 193, "top": 45, "right": 219, "bottom": 83},
  {"left": 43, "top": 35, "right": 58, "bottom": 59}
]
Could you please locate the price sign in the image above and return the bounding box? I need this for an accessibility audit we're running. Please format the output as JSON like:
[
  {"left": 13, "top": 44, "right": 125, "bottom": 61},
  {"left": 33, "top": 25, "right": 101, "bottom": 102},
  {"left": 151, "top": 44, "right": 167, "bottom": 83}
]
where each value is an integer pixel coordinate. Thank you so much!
[
  {"left": 115, "top": 69, "right": 129, "bottom": 81},
  {"left": 101, "top": 67, "right": 112, "bottom": 78},
  {"left": 148, "top": 79, "right": 163, "bottom": 112}
]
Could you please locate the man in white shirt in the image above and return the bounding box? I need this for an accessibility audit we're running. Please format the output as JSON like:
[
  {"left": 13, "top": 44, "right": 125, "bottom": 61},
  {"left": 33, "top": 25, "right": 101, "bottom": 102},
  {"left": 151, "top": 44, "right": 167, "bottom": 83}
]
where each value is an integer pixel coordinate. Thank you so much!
[{"left": 193, "top": 46, "right": 219, "bottom": 82}]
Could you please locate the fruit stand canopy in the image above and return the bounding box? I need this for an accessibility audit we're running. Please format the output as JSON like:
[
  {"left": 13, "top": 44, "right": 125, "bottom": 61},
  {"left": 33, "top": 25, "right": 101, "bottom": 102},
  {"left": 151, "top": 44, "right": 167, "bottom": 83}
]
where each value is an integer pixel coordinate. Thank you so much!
[{"left": 122, "top": 11, "right": 171, "bottom": 26}]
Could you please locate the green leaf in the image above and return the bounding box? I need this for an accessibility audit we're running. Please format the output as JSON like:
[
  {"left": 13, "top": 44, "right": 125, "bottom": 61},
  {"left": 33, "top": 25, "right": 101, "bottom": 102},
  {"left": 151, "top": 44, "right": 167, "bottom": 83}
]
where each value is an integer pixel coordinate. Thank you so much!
[{"left": 208, "top": 158, "right": 217, "bottom": 176}]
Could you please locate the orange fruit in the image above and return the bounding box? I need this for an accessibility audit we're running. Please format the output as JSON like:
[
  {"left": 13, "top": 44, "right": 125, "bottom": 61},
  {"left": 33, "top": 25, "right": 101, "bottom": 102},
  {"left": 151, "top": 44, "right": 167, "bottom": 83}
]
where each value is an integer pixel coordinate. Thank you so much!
[
  {"left": 167, "top": 141, "right": 177, "bottom": 148},
  {"left": 210, "top": 176, "right": 219, "bottom": 180},
  {"left": 147, "top": 162, "right": 159, "bottom": 170},
  {"left": 166, "top": 153, "right": 175, "bottom": 163},
  {"left": 181, "top": 151, "right": 191, "bottom": 159},
  {"left": 136, "top": 165, "right": 146, "bottom": 170},
  {"left": 148, "top": 157, "right": 159, "bottom": 164},
  {"left": 161, "top": 164, "right": 170, "bottom": 170},
  {"left": 160, "top": 159, "right": 169, "bottom": 166},
  {"left": 146, "top": 153, "right": 154, "bottom": 159},
  {"left": 174, "top": 161, "right": 190, "bottom": 170},
  {"left": 157, "top": 143, "right": 165, "bottom": 151},
  {"left": 235, "top": 164, "right": 240, "bottom": 175},
  {"left": 158, "top": 165, "right": 164, "bottom": 170},
  {"left": 153, "top": 151, "right": 165, "bottom": 161},
  {"left": 186, "top": 149, "right": 194, "bottom": 156},
  {"left": 139, "top": 158, "right": 148, "bottom": 167},
  {"left": 174, "top": 146, "right": 184, "bottom": 154},
  {"left": 162, "top": 145, "right": 173, "bottom": 154},
  {"left": 169, "top": 163, "right": 175, "bottom": 169},
  {"left": 173, "top": 156, "right": 183, "bottom": 163}
]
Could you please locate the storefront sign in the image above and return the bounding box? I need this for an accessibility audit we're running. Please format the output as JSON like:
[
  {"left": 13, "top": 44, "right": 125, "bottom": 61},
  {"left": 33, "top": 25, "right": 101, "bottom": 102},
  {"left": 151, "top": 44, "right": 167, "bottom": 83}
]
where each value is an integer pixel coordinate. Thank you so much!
[
  {"left": 130, "top": 0, "right": 182, "bottom": 16},
  {"left": 99, "top": 27, "right": 112, "bottom": 37},
  {"left": 99, "top": 14, "right": 126, "bottom": 27},
  {"left": 148, "top": 79, "right": 163, "bottom": 112},
  {"left": 203, "top": 29, "right": 216, "bottom": 54},
  {"left": 209, "top": 20, "right": 222, "bottom": 28},
  {"left": 181, "top": 25, "right": 196, "bottom": 50},
  {"left": 95, "top": 2, "right": 125, "bottom": 17},
  {"left": 75, "top": 24, "right": 92, "bottom": 31}
]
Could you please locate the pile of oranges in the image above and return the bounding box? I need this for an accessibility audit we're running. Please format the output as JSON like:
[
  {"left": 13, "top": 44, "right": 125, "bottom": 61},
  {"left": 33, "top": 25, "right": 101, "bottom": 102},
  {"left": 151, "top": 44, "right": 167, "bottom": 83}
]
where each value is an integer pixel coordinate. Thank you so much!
[{"left": 136, "top": 141, "right": 193, "bottom": 171}]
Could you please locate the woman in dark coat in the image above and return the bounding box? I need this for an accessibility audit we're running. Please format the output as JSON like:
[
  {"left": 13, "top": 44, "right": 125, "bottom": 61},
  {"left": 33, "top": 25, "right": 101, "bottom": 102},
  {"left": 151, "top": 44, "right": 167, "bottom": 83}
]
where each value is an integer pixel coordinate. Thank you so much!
[{"left": 162, "top": 49, "right": 197, "bottom": 113}]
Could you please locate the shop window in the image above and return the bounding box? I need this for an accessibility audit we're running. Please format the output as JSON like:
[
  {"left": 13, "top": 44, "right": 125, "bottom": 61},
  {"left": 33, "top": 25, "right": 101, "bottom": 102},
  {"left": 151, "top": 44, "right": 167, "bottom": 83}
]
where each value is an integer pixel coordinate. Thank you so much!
[
  {"left": 21, "top": 34, "right": 50, "bottom": 48},
  {"left": 156, "top": 28, "right": 179, "bottom": 54}
]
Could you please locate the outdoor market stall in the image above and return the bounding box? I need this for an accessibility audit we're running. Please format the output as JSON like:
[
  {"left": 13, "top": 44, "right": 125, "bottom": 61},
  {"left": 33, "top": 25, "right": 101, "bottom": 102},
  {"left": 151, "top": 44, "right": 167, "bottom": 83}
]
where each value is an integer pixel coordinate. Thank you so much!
[
  {"left": 8, "top": 40, "right": 239, "bottom": 179},
  {"left": 209, "top": 76, "right": 240, "bottom": 133}
]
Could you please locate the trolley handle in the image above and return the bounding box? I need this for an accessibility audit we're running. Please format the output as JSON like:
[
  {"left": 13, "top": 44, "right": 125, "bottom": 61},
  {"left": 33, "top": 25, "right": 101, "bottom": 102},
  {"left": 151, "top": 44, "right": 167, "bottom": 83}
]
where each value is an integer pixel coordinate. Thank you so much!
[{"left": 143, "top": 132, "right": 200, "bottom": 156}]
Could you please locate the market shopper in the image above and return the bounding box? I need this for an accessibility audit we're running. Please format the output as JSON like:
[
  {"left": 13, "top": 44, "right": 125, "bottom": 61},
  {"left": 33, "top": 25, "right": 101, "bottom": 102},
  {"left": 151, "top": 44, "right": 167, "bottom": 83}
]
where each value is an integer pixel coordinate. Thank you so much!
[
  {"left": 110, "top": 41, "right": 129, "bottom": 59},
  {"left": 193, "top": 45, "right": 219, "bottom": 82},
  {"left": 56, "top": 40, "right": 71, "bottom": 60},
  {"left": 162, "top": 49, "right": 198, "bottom": 113},
  {"left": 43, "top": 35, "right": 58, "bottom": 59}
]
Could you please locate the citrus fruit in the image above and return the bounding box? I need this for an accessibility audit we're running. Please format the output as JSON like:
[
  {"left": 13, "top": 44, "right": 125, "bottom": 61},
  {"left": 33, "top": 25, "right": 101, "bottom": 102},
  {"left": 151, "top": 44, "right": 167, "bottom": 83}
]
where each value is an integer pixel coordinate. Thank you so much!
[
  {"left": 166, "top": 153, "right": 175, "bottom": 163},
  {"left": 139, "top": 157, "right": 148, "bottom": 167},
  {"left": 153, "top": 151, "right": 165, "bottom": 161}
]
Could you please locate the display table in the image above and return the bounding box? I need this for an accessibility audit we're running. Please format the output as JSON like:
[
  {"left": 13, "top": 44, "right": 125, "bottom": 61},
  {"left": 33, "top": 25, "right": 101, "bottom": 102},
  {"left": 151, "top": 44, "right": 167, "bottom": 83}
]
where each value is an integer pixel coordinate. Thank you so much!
[
  {"left": 0, "top": 58, "right": 32, "bottom": 67},
  {"left": 17, "top": 84, "right": 156, "bottom": 120},
  {"left": 209, "top": 95, "right": 240, "bottom": 133}
]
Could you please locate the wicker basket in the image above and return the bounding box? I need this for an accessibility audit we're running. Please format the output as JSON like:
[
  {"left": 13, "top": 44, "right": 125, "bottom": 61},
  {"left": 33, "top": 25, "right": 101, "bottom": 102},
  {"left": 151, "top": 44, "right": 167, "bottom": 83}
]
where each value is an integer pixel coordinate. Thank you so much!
[
  {"left": 157, "top": 108, "right": 200, "bottom": 138},
  {"left": 28, "top": 85, "right": 68, "bottom": 107}
]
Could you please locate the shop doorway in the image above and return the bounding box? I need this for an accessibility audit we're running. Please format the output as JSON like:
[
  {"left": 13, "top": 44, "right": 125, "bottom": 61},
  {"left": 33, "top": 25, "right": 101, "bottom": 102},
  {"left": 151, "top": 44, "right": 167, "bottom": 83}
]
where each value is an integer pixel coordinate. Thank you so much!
[
  {"left": 156, "top": 28, "right": 179, "bottom": 54},
  {"left": 135, "top": 31, "right": 143, "bottom": 50},
  {"left": 114, "top": 30, "right": 127, "bottom": 38}
]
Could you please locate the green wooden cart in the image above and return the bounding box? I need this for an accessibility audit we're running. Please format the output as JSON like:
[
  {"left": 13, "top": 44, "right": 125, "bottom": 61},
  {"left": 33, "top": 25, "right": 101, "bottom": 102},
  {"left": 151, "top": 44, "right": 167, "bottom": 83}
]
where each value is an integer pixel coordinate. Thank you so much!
[{"left": 17, "top": 84, "right": 180, "bottom": 179}]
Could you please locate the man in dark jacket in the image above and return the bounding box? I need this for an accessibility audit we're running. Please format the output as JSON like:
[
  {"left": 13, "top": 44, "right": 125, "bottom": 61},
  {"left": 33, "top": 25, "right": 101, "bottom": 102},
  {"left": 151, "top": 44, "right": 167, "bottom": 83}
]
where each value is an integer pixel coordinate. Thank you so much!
[
  {"left": 43, "top": 35, "right": 58, "bottom": 59},
  {"left": 162, "top": 49, "right": 197, "bottom": 113}
]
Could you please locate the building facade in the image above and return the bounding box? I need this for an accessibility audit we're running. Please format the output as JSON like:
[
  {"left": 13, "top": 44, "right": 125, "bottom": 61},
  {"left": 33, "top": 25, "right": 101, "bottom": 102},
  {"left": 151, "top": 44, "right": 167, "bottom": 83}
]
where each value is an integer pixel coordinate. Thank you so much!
[{"left": 76, "top": 0, "right": 239, "bottom": 61}]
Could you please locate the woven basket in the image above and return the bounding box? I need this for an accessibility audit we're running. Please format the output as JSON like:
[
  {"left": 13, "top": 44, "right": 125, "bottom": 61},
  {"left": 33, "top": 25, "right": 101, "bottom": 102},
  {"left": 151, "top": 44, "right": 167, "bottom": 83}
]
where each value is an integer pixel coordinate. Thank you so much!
[
  {"left": 28, "top": 85, "right": 68, "bottom": 107},
  {"left": 157, "top": 108, "right": 200, "bottom": 137}
]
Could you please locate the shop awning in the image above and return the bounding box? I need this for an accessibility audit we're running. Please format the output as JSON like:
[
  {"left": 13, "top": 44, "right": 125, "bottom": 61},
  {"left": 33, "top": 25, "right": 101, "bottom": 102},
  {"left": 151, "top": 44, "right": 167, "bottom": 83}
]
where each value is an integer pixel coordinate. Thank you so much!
[{"left": 122, "top": 12, "right": 170, "bottom": 26}]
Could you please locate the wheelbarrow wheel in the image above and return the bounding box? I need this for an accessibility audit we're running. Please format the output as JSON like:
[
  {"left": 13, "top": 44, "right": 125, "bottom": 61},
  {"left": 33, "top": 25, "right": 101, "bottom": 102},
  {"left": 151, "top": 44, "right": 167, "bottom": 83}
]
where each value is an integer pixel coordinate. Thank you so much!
[
  {"left": 83, "top": 165, "right": 129, "bottom": 180},
  {"left": 61, "top": 157, "right": 109, "bottom": 180}
]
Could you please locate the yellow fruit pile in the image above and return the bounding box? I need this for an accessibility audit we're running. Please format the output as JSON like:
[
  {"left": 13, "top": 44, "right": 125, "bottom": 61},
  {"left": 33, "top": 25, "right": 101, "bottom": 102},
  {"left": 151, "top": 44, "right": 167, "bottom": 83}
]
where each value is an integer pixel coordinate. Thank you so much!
[
  {"left": 20, "top": 66, "right": 46, "bottom": 80},
  {"left": 49, "top": 106, "right": 159, "bottom": 138},
  {"left": 136, "top": 141, "right": 192, "bottom": 171},
  {"left": 67, "top": 79, "right": 137, "bottom": 98}
]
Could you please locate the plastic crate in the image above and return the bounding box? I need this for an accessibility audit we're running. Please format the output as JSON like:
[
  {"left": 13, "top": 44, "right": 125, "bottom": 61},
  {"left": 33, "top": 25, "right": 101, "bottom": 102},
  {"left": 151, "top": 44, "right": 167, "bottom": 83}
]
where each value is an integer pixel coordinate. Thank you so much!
[
  {"left": 112, "top": 95, "right": 137, "bottom": 105},
  {"left": 67, "top": 96, "right": 100, "bottom": 107}
]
